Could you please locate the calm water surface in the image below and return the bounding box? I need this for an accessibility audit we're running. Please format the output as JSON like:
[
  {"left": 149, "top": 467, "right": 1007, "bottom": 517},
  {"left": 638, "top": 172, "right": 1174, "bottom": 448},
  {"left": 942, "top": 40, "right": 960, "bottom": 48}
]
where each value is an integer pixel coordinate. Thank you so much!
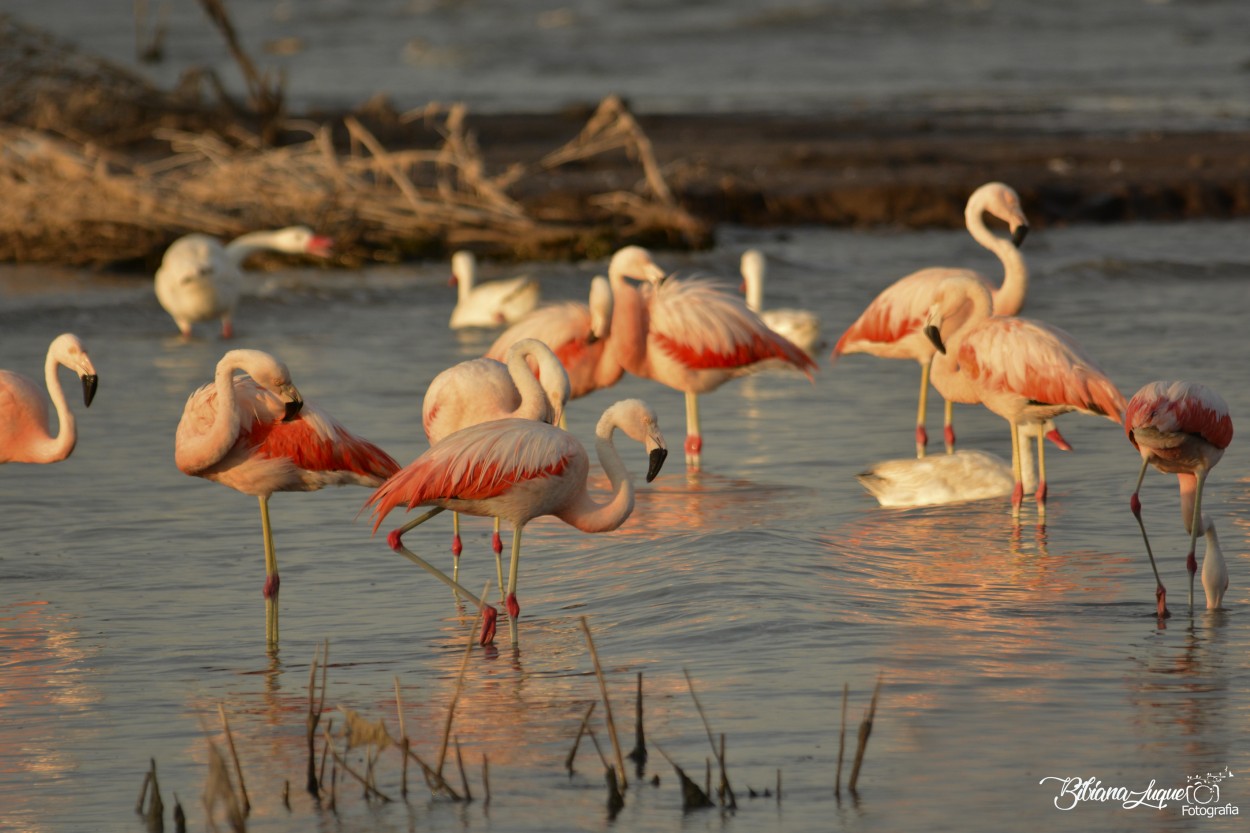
[{"left": 2, "top": 220, "right": 1249, "bottom": 832}]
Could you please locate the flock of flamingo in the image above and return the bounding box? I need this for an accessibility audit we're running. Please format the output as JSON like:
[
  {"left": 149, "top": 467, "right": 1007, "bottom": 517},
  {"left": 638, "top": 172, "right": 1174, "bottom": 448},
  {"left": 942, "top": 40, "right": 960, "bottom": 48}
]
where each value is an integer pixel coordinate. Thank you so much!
[{"left": 0, "top": 181, "right": 1233, "bottom": 646}]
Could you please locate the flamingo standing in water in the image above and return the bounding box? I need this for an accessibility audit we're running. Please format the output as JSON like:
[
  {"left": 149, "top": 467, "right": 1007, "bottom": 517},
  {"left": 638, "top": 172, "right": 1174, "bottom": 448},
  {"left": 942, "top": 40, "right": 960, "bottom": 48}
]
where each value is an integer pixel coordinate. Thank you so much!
[
  {"left": 366, "top": 398, "right": 668, "bottom": 644},
  {"left": 485, "top": 276, "right": 624, "bottom": 403},
  {"left": 155, "top": 226, "right": 334, "bottom": 339},
  {"left": 922, "top": 274, "right": 1126, "bottom": 520},
  {"left": 422, "top": 338, "right": 571, "bottom": 583},
  {"left": 739, "top": 249, "right": 822, "bottom": 355},
  {"left": 605, "top": 246, "right": 816, "bottom": 467},
  {"left": 448, "top": 250, "right": 541, "bottom": 329},
  {"left": 833, "top": 182, "right": 1029, "bottom": 457},
  {"left": 175, "top": 348, "right": 399, "bottom": 645},
  {"left": 1126, "top": 381, "right": 1233, "bottom": 618},
  {"left": 0, "top": 334, "right": 98, "bottom": 465}
]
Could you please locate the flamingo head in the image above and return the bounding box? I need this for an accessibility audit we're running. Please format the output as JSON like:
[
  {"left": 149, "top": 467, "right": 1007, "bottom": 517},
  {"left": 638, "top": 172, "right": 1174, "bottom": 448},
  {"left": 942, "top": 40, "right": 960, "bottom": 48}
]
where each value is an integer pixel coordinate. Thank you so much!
[
  {"left": 609, "top": 245, "right": 666, "bottom": 285},
  {"left": 49, "top": 334, "right": 99, "bottom": 407},
  {"left": 450, "top": 250, "right": 475, "bottom": 289}
]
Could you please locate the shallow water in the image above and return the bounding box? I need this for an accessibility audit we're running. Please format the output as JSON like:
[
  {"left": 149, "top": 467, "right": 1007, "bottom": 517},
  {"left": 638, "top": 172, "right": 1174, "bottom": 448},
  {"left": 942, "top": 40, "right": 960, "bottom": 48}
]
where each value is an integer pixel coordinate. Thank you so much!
[{"left": 2, "top": 220, "right": 1250, "bottom": 831}]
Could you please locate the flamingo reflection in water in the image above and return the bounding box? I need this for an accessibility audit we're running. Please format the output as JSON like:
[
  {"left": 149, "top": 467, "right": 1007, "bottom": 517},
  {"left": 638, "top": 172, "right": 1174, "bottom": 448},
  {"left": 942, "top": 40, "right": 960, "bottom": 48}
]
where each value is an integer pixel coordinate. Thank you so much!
[{"left": 366, "top": 399, "right": 668, "bottom": 645}]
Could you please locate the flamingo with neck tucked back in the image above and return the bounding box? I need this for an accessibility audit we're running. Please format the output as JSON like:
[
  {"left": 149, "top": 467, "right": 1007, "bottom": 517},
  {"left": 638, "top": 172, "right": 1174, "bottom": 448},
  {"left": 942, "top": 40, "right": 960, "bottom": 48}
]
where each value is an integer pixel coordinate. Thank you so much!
[
  {"left": 833, "top": 182, "right": 1029, "bottom": 457},
  {"left": 155, "top": 226, "right": 334, "bottom": 339},
  {"left": 0, "top": 334, "right": 98, "bottom": 466},
  {"left": 486, "top": 276, "right": 623, "bottom": 403},
  {"left": 448, "top": 250, "right": 541, "bottom": 329},
  {"left": 422, "top": 338, "right": 571, "bottom": 584},
  {"left": 366, "top": 398, "right": 668, "bottom": 645},
  {"left": 175, "top": 348, "right": 399, "bottom": 645},
  {"left": 604, "top": 246, "right": 816, "bottom": 468},
  {"left": 922, "top": 274, "right": 1126, "bottom": 521},
  {"left": 1126, "top": 381, "right": 1233, "bottom": 618},
  {"left": 740, "top": 249, "right": 822, "bottom": 355}
]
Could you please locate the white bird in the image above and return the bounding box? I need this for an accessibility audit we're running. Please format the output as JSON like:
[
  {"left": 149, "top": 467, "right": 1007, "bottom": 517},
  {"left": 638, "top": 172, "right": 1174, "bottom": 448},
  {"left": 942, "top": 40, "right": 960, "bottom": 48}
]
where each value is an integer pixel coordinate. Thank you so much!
[
  {"left": 448, "top": 250, "right": 541, "bottom": 329},
  {"left": 740, "top": 249, "right": 822, "bottom": 355},
  {"left": 155, "top": 226, "right": 334, "bottom": 338}
]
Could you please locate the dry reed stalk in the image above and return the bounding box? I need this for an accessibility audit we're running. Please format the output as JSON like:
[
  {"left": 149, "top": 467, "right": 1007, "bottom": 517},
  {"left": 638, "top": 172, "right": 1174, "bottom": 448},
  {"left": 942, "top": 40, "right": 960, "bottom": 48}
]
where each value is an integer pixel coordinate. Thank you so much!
[
  {"left": 848, "top": 674, "right": 883, "bottom": 794},
  {"left": 482, "top": 754, "right": 491, "bottom": 805},
  {"left": 394, "top": 676, "right": 410, "bottom": 798},
  {"left": 454, "top": 737, "right": 472, "bottom": 801},
  {"left": 305, "top": 640, "right": 328, "bottom": 798},
  {"left": 580, "top": 616, "right": 628, "bottom": 790},
  {"left": 321, "top": 725, "right": 392, "bottom": 803},
  {"left": 135, "top": 769, "right": 151, "bottom": 814},
  {"left": 136, "top": 758, "right": 164, "bottom": 830},
  {"left": 173, "top": 794, "right": 186, "bottom": 833},
  {"left": 565, "top": 701, "right": 597, "bottom": 774},
  {"left": 653, "top": 742, "right": 714, "bottom": 811},
  {"left": 682, "top": 668, "right": 735, "bottom": 808},
  {"left": 627, "top": 672, "right": 647, "bottom": 773},
  {"left": 438, "top": 582, "right": 490, "bottom": 777},
  {"left": 202, "top": 739, "right": 246, "bottom": 832},
  {"left": 217, "top": 704, "right": 251, "bottom": 816}
]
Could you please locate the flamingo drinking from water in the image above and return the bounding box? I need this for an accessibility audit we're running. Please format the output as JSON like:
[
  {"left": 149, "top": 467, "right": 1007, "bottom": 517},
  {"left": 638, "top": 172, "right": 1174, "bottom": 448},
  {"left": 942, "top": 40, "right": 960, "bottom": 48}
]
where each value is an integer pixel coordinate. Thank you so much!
[
  {"left": 175, "top": 348, "right": 399, "bottom": 644},
  {"left": 739, "top": 249, "right": 822, "bottom": 355},
  {"left": 422, "top": 338, "right": 571, "bottom": 583},
  {"left": 485, "top": 276, "right": 624, "bottom": 402},
  {"left": 448, "top": 250, "right": 541, "bottom": 329},
  {"left": 0, "top": 334, "right": 98, "bottom": 465},
  {"left": 1126, "top": 381, "right": 1233, "bottom": 618},
  {"left": 605, "top": 246, "right": 816, "bottom": 467},
  {"left": 155, "top": 226, "right": 334, "bottom": 339},
  {"left": 366, "top": 398, "right": 668, "bottom": 644},
  {"left": 922, "top": 274, "right": 1125, "bottom": 521},
  {"left": 833, "top": 182, "right": 1029, "bottom": 457}
]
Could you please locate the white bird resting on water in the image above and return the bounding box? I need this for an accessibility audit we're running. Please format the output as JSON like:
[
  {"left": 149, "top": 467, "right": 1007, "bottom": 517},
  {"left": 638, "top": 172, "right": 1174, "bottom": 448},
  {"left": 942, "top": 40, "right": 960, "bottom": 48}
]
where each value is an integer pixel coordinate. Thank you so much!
[{"left": 857, "top": 424, "right": 1047, "bottom": 508}]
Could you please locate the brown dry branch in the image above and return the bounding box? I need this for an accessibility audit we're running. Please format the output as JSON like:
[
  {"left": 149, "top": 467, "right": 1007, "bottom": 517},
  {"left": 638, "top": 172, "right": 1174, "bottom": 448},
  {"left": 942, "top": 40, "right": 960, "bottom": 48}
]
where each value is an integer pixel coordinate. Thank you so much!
[
  {"left": 835, "top": 682, "right": 848, "bottom": 798},
  {"left": 217, "top": 704, "right": 251, "bottom": 817},
  {"left": 305, "top": 640, "right": 329, "bottom": 799},
  {"left": 394, "top": 677, "right": 410, "bottom": 799},
  {"left": 848, "top": 674, "right": 883, "bottom": 795},
  {"left": 580, "top": 616, "right": 628, "bottom": 790},
  {"left": 438, "top": 582, "right": 490, "bottom": 777},
  {"left": 454, "top": 737, "right": 472, "bottom": 802},
  {"left": 682, "top": 668, "right": 735, "bottom": 809},
  {"left": 542, "top": 95, "right": 674, "bottom": 204},
  {"left": 565, "top": 701, "right": 598, "bottom": 774},
  {"left": 321, "top": 725, "right": 392, "bottom": 803},
  {"left": 194, "top": 0, "right": 284, "bottom": 138},
  {"left": 627, "top": 671, "right": 648, "bottom": 774},
  {"left": 653, "top": 742, "right": 715, "bottom": 812},
  {"left": 203, "top": 740, "right": 246, "bottom": 833},
  {"left": 136, "top": 758, "right": 165, "bottom": 831}
]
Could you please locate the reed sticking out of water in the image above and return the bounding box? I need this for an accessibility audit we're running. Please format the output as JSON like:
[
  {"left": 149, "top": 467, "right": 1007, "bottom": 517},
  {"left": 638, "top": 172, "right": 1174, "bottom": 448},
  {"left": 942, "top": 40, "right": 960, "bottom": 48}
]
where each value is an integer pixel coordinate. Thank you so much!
[
  {"left": 653, "top": 742, "right": 715, "bottom": 812},
  {"left": 848, "top": 674, "right": 883, "bottom": 795},
  {"left": 136, "top": 757, "right": 165, "bottom": 831},
  {"left": 627, "top": 672, "right": 648, "bottom": 776},
  {"left": 173, "top": 794, "right": 186, "bottom": 833},
  {"left": 439, "top": 583, "right": 490, "bottom": 778},
  {"left": 306, "top": 640, "right": 329, "bottom": 799},
  {"left": 394, "top": 676, "right": 410, "bottom": 799},
  {"left": 682, "top": 668, "right": 736, "bottom": 810},
  {"left": 203, "top": 739, "right": 246, "bottom": 832},
  {"left": 321, "top": 724, "right": 392, "bottom": 802},
  {"left": 587, "top": 727, "right": 625, "bottom": 818},
  {"left": 454, "top": 738, "right": 472, "bottom": 801},
  {"left": 835, "top": 681, "right": 849, "bottom": 798},
  {"left": 566, "top": 701, "right": 597, "bottom": 774},
  {"left": 217, "top": 704, "right": 251, "bottom": 816},
  {"left": 579, "top": 616, "right": 628, "bottom": 790},
  {"left": 482, "top": 753, "right": 492, "bottom": 805}
]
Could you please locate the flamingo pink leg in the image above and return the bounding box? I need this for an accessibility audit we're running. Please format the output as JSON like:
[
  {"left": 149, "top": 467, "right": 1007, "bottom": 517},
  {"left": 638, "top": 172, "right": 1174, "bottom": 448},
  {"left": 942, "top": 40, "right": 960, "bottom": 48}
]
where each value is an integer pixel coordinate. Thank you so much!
[
  {"left": 387, "top": 507, "right": 499, "bottom": 645},
  {"left": 916, "top": 361, "right": 931, "bottom": 458},
  {"left": 1129, "top": 459, "right": 1170, "bottom": 619},
  {"left": 1036, "top": 426, "right": 1048, "bottom": 521},
  {"left": 684, "top": 392, "right": 703, "bottom": 467},
  {"left": 943, "top": 398, "right": 956, "bottom": 454}
]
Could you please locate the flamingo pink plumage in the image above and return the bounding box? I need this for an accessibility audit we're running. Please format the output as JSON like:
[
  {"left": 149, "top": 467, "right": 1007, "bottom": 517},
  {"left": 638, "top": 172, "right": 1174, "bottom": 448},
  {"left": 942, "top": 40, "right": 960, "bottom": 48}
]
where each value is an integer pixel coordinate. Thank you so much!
[
  {"left": 605, "top": 246, "right": 816, "bottom": 467},
  {"left": 155, "top": 226, "right": 334, "bottom": 339},
  {"left": 422, "top": 338, "right": 570, "bottom": 581},
  {"left": 366, "top": 398, "right": 668, "bottom": 645},
  {"left": 923, "top": 275, "right": 1126, "bottom": 520},
  {"left": 0, "top": 334, "right": 98, "bottom": 465},
  {"left": 448, "top": 250, "right": 541, "bottom": 329},
  {"left": 1126, "top": 381, "right": 1233, "bottom": 618},
  {"left": 833, "top": 182, "right": 1030, "bottom": 457},
  {"left": 175, "top": 348, "right": 399, "bottom": 644},
  {"left": 485, "top": 276, "right": 623, "bottom": 402}
]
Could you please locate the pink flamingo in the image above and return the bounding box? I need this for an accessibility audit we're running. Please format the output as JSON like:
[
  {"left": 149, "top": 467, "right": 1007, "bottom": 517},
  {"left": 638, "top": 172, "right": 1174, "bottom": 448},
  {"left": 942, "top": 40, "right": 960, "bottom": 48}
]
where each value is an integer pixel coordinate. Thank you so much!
[
  {"left": 1126, "top": 381, "right": 1233, "bottom": 618},
  {"left": 422, "top": 338, "right": 571, "bottom": 583},
  {"left": 833, "top": 182, "right": 1030, "bottom": 457},
  {"left": 740, "top": 249, "right": 822, "bottom": 355},
  {"left": 366, "top": 398, "right": 668, "bottom": 645},
  {"left": 485, "top": 276, "right": 623, "bottom": 403},
  {"left": 175, "top": 348, "right": 399, "bottom": 644},
  {"left": 922, "top": 274, "right": 1126, "bottom": 520},
  {"left": 155, "top": 226, "right": 334, "bottom": 339},
  {"left": 0, "top": 334, "right": 98, "bottom": 465},
  {"left": 605, "top": 246, "right": 816, "bottom": 467}
]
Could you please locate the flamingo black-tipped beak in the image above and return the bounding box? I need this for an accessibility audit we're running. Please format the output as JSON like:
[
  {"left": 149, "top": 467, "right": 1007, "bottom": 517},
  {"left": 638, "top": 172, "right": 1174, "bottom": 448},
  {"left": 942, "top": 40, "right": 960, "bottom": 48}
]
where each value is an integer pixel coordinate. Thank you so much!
[
  {"left": 81, "top": 374, "right": 98, "bottom": 407},
  {"left": 924, "top": 324, "right": 945, "bottom": 353},
  {"left": 1011, "top": 225, "right": 1029, "bottom": 248},
  {"left": 646, "top": 447, "right": 668, "bottom": 482},
  {"left": 586, "top": 332, "right": 600, "bottom": 345},
  {"left": 283, "top": 397, "right": 304, "bottom": 422}
]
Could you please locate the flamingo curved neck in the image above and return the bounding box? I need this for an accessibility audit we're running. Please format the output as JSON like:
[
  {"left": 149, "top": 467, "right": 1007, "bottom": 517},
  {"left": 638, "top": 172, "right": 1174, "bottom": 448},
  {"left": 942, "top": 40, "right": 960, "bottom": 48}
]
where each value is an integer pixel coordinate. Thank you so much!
[
  {"left": 184, "top": 359, "right": 244, "bottom": 473},
  {"left": 966, "top": 204, "right": 1028, "bottom": 316},
  {"left": 606, "top": 271, "right": 648, "bottom": 375},
  {"left": 507, "top": 345, "right": 552, "bottom": 422},
  {"left": 560, "top": 418, "right": 635, "bottom": 533},
  {"left": 33, "top": 351, "right": 76, "bottom": 464},
  {"left": 744, "top": 265, "right": 764, "bottom": 312},
  {"left": 225, "top": 230, "right": 291, "bottom": 265}
]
